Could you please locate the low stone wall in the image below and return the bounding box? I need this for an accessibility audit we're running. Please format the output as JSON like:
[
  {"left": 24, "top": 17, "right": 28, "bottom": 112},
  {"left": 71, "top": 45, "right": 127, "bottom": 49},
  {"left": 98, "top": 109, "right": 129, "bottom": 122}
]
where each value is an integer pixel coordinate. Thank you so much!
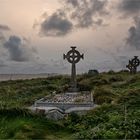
[{"left": 35, "top": 102, "right": 94, "bottom": 110}]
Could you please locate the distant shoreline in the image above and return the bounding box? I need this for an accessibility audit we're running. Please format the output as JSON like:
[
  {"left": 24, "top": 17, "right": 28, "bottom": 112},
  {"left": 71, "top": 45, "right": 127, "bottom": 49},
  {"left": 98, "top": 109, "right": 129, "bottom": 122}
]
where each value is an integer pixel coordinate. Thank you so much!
[{"left": 0, "top": 73, "right": 58, "bottom": 81}]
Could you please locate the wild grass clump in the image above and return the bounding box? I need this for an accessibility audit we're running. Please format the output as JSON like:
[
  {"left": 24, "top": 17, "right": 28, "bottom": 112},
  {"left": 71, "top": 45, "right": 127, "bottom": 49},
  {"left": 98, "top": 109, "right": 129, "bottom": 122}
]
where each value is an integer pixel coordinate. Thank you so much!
[
  {"left": 89, "top": 77, "right": 110, "bottom": 86},
  {"left": 78, "top": 79, "right": 93, "bottom": 91},
  {"left": 93, "top": 87, "right": 115, "bottom": 105},
  {"left": 109, "top": 75, "right": 124, "bottom": 82},
  {"left": 0, "top": 108, "right": 35, "bottom": 118},
  {"left": 0, "top": 108, "right": 67, "bottom": 139},
  {"left": 117, "top": 89, "right": 140, "bottom": 106},
  {"left": 107, "top": 70, "right": 115, "bottom": 74}
]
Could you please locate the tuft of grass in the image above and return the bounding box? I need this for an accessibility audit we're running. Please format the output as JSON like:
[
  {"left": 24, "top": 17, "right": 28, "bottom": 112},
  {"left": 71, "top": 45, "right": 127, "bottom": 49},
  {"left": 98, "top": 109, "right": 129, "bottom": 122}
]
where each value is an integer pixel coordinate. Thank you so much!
[
  {"left": 93, "top": 87, "right": 115, "bottom": 105},
  {"left": 0, "top": 108, "right": 71, "bottom": 139}
]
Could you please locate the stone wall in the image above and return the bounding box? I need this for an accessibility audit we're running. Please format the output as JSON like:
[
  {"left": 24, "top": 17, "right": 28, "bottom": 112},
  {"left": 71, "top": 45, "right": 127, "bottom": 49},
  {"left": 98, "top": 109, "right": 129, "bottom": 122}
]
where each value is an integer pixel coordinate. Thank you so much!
[{"left": 35, "top": 102, "right": 94, "bottom": 110}]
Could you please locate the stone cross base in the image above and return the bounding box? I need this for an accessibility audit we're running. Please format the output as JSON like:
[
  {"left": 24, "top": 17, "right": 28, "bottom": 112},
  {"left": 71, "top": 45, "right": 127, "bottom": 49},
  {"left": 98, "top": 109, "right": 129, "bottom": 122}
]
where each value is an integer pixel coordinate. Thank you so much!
[
  {"left": 65, "top": 91, "right": 81, "bottom": 96},
  {"left": 68, "top": 87, "right": 79, "bottom": 92}
]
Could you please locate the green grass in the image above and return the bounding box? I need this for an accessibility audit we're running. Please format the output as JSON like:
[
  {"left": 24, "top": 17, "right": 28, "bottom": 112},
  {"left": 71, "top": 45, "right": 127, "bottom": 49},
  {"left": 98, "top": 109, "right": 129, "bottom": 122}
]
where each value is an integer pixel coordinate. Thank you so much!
[
  {"left": 0, "top": 75, "right": 70, "bottom": 108},
  {"left": 0, "top": 71, "right": 140, "bottom": 139},
  {"left": 0, "top": 108, "right": 72, "bottom": 139}
]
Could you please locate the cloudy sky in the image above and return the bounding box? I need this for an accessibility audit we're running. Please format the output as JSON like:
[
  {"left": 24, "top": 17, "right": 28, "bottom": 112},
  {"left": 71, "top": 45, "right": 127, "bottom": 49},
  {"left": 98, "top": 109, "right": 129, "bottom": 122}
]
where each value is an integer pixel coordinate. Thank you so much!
[{"left": 0, "top": 0, "right": 140, "bottom": 74}]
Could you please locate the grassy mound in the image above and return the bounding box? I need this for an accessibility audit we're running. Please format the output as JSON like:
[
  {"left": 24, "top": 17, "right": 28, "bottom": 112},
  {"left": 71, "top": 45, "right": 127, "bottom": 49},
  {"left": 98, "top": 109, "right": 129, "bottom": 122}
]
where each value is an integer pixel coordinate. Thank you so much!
[
  {"left": 0, "top": 71, "right": 140, "bottom": 139},
  {"left": 0, "top": 108, "right": 71, "bottom": 139}
]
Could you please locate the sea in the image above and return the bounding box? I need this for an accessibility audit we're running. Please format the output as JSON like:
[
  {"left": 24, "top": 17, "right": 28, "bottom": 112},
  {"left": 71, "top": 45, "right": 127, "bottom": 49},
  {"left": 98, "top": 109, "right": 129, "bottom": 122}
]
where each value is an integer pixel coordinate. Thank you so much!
[{"left": 0, "top": 74, "right": 57, "bottom": 81}]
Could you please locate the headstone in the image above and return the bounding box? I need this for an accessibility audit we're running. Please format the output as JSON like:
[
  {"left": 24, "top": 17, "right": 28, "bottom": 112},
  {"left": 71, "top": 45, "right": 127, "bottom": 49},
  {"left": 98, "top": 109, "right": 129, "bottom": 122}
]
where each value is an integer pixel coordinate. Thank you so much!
[
  {"left": 88, "top": 69, "right": 99, "bottom": 76},
  {"left": 63, "top": 46, "right": 84, "bottom": 92}
]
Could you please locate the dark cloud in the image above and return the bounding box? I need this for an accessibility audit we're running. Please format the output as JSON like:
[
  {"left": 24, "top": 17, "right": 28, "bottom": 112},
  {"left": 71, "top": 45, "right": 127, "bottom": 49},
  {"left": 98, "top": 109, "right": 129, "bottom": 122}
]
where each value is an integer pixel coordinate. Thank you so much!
[
  {"left": 40, "top": 10, "right": 73, "bottom": 37},
  {"left": 37, "top": 0, "right": 108, "bottom": 37},
  {"left": 0, "top": 24, "right": 10, "bottom": 42},
  {"left": 119, "top": 0, "right": 140, "bottom": 16},
  {"left": 4, "top": 35, "right": 36, "bottom": 62},
  {"left": 0, "top": 24, "right": 37, "bottom": 63},
  {"left": 65, "top": 0, "right": 108, "bottom": 28},
  {"left": 0, "top": 60, "right": 7, "bottom": 67},
  {"left": 66, "top": 0, "right": 79, "bottom": 7},
  {"left": 0, "top": 24, "right": 10, "bottom": 31},
  {"left": 118, "top": 1, "right": 140, "bottom": 50},
  {"left": 0, "top": 32, "right": 5, "bottom": 41},
  {"left": 126, "top": 16, "right": 140, "bottom": 49}
]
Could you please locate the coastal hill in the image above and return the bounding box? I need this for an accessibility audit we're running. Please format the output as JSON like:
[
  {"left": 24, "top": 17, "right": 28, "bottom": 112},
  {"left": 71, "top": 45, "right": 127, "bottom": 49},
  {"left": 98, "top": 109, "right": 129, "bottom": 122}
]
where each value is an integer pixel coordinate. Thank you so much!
[{"left": 0, "top": 71, "right": 140, "bottom": 139}]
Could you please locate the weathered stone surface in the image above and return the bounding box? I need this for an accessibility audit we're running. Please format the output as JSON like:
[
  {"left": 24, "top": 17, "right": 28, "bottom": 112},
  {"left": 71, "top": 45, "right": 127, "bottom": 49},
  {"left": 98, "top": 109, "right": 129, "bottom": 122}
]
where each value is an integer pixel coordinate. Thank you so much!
[
  {"left": 63, "top": 46, "right": 84, "bottom": 92},
  {"left": 46, "top": 110, "right": 65, "bottom": 120}
]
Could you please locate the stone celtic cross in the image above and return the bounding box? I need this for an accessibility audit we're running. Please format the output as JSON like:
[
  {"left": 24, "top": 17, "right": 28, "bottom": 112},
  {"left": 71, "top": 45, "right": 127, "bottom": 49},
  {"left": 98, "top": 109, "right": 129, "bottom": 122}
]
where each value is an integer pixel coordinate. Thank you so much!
[
  {"left": 126, "top": 56, "right": 140, "bottom": 74},
  {"left": 126, "top": 60, "right": 134, "bottom": 74},
  {"left": 63, "top": 46, "right": 84, "bottom": 92}
]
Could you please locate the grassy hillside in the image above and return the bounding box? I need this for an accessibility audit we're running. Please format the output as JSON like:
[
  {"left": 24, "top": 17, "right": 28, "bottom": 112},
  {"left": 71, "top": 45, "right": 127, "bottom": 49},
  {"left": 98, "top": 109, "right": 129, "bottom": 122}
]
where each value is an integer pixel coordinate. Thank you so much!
[
  {"left": 0, "top": 71, "right": 140, "bottom": 139},
  {"left": 0, "top": 75, "right": 70, "bottom": 108}
]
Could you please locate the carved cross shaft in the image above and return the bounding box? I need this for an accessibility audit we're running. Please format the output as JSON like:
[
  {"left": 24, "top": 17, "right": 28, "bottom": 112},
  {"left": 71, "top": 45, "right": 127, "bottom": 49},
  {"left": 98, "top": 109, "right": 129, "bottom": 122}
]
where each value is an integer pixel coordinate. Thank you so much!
[{"left": 63, "top": 46, "right": 84, "bottom": 92}]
